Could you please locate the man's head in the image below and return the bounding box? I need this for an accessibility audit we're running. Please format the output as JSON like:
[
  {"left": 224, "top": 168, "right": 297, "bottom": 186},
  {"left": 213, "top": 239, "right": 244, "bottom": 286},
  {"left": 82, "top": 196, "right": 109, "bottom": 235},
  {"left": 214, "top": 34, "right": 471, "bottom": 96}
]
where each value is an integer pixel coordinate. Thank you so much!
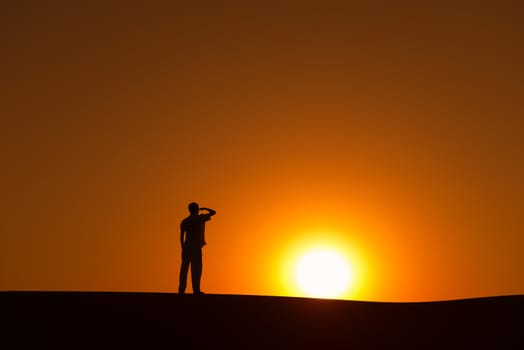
[{"left": 188, "top": 202, "right": 199, "bottom": 214}]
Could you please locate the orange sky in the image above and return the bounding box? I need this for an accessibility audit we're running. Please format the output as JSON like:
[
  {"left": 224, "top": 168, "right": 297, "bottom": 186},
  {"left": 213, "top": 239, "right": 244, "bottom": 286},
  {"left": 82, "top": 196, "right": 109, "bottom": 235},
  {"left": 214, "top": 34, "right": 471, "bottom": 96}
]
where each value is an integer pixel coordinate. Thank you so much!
[{"left": 2, "top": 1, "right": 523, "bottom": 301}]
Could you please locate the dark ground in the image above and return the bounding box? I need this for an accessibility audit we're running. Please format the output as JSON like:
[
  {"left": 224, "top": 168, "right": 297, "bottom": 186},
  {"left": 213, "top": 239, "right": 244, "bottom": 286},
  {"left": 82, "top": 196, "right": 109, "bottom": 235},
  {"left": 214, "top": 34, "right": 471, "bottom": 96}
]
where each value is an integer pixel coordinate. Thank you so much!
[{"left": 2, "top": 292, "right": 523, "bottom": 349}]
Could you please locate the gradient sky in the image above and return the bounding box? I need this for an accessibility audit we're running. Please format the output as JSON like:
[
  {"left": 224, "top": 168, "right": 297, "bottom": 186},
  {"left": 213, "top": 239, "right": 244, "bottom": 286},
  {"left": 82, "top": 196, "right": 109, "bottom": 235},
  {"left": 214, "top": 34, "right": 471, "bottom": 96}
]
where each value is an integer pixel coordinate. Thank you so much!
[{"left": 2, "top": 1, "right": 523, "bottom": 301}]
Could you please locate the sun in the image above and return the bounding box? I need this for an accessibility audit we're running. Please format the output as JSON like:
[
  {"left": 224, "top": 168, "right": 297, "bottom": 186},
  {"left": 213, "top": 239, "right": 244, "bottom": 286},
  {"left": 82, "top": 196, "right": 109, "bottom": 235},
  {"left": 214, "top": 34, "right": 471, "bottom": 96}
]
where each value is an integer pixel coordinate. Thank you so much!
[{"left": 295, "top": 249, "right": 352, "bottom": 299}]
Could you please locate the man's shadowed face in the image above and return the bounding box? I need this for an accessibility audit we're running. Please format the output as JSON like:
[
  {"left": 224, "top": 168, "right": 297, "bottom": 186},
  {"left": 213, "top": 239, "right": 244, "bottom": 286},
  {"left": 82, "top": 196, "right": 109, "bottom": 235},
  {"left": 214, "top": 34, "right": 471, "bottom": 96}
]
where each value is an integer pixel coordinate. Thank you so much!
[{"left": 188, "top": 202, "right": 199, "bottom": 215}]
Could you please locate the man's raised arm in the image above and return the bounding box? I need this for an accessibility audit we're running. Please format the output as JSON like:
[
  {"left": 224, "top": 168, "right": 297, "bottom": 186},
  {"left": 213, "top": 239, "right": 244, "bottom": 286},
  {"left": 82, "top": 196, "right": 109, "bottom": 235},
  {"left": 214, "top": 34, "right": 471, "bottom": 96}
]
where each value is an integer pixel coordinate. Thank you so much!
[{"left": 200, "top": 207, "right": 216, "bottom": 217}]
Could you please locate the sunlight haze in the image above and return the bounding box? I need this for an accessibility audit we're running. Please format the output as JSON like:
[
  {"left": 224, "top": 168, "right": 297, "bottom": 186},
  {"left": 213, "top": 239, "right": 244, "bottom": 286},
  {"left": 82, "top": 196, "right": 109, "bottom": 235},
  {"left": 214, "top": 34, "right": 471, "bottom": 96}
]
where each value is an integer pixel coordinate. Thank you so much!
[{"left": 1, "top": 1, "right": 523, "bottom": 301}]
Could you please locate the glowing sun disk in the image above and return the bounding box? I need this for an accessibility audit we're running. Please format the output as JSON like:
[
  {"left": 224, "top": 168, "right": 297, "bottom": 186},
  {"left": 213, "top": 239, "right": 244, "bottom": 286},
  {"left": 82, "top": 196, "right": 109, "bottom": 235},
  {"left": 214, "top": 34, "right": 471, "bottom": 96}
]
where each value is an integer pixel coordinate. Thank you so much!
[{"left": 295, "top": 249, "right": 351, "bottom": 298}]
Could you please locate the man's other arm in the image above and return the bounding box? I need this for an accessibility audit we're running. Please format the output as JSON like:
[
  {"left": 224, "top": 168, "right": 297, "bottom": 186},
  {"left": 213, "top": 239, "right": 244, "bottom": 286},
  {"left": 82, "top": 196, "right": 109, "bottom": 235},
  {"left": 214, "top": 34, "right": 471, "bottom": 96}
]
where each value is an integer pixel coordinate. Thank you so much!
[{"left": 180, "top": 224, "right": 185, "bottom": 249}]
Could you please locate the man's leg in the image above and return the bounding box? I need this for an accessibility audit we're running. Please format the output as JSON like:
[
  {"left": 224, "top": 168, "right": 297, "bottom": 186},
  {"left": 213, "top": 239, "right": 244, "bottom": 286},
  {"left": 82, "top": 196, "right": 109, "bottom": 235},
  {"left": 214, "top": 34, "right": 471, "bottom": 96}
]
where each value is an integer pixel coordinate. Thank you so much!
[
  {"left": 190, "top": 248, "right": 203, "bottom": 293},
  {"left": 178, "top": 250, "right": 190, "bottom": 294}
]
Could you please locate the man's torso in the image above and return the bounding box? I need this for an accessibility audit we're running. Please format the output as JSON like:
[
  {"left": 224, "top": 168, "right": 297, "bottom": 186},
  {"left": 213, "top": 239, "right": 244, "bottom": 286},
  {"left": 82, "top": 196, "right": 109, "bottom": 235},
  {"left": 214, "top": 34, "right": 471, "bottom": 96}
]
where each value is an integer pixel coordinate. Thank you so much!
[{"left": 181, "top": 214, "right": 209, "bottom": 247}]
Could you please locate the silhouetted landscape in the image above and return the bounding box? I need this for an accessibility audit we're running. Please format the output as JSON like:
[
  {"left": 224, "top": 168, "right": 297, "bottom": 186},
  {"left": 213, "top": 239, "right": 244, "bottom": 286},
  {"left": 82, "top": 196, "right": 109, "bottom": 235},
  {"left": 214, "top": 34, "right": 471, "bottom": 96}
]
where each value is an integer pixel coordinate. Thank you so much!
[{"left": 3, "top": 292, "right": 522, "bottom": 349}]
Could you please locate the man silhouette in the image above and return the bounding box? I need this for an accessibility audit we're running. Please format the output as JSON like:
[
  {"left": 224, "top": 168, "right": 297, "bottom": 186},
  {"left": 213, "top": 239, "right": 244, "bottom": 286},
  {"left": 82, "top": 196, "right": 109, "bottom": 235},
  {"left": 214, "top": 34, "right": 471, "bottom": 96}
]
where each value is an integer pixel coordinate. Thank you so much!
[{"left": 178, "top": 202, "right": 216, "bottom": 294}]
